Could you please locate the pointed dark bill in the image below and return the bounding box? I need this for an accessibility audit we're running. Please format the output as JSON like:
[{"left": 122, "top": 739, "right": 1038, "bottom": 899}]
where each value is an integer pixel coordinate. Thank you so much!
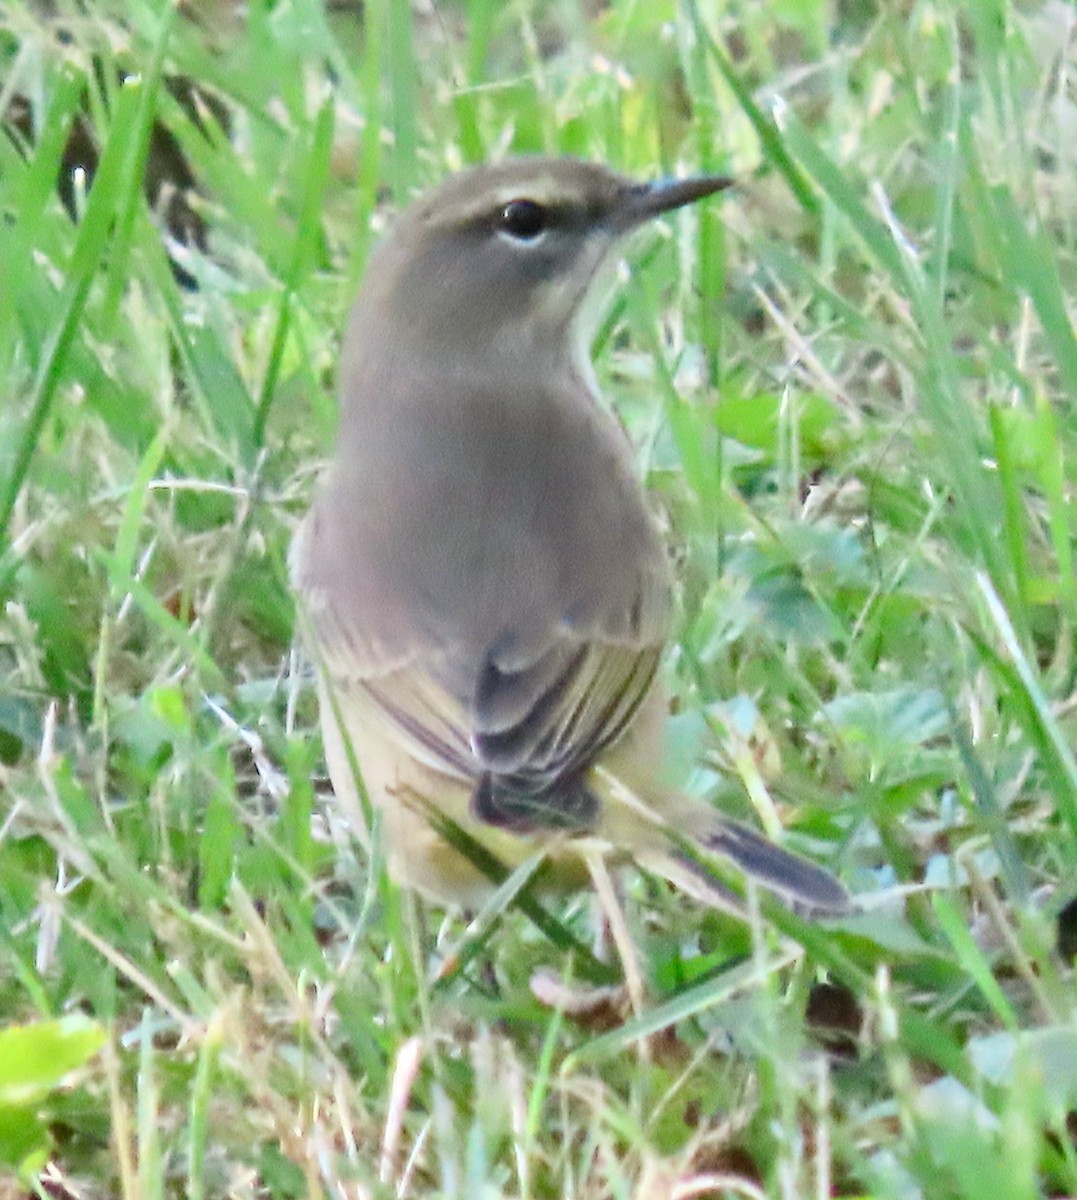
[{"left": 616, "top": 173, "right": 734, "bottom": 227}]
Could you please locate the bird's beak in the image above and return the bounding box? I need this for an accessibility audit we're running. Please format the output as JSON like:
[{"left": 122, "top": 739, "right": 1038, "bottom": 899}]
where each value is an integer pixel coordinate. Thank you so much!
[{"left": 615, "top": 173, "right": 733, "bottom": 228}]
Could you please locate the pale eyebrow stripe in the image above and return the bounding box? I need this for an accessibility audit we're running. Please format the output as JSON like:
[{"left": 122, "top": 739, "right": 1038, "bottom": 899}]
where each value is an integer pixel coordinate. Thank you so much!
[{"left": 448, "top": 176, "right": 564, "bottom": 225}]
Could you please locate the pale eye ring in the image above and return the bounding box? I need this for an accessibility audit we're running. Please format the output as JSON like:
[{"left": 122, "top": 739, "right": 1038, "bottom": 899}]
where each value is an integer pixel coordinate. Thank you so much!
[{"left": 498, "top": 198, "right": 548, "bottom": 242}]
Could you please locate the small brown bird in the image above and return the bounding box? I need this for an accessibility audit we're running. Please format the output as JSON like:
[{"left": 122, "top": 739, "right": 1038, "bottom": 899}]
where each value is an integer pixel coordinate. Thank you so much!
[{"left": 292, "top": 157, "right": 848, "bottom": 916}]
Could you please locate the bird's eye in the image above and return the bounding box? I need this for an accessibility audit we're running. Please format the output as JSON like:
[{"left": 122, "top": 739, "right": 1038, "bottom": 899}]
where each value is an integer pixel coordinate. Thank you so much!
[{"left": 498, "top": 199, "right": 548, "bottom": 242}]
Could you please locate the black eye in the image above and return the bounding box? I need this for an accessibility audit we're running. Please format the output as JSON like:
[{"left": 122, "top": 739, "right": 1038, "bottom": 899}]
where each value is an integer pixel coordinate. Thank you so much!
[{"left": 499, "top": 199, "right": 548, "bottom": 241}]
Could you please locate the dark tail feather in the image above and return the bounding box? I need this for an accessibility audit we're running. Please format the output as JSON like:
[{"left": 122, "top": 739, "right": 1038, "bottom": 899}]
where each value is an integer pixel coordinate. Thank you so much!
[{"left": 696, "top": 818, "right": 850, "bottom": 915}]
